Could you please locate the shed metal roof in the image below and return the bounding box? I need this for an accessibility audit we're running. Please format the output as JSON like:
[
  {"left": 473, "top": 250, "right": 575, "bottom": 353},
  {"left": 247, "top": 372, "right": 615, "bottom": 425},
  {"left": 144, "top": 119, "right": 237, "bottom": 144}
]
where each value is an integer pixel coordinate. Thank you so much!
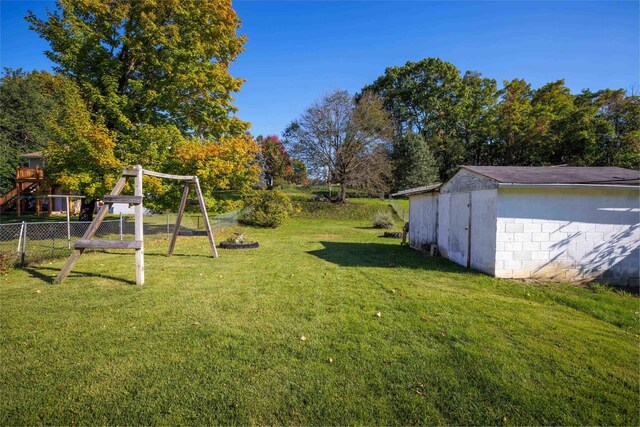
[
  {"left": 390, "top": 183, "right": 441, "bottom": 197},
  {"left": 461, "top": 166, "right": 639, "bottom": 186}
]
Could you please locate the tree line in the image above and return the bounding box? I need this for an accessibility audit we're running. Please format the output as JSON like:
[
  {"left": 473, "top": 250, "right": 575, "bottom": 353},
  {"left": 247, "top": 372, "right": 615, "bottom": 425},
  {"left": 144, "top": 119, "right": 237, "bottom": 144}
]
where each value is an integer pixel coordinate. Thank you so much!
[{"left": 283, "top": 57, "right": 638, "bottom": 200}]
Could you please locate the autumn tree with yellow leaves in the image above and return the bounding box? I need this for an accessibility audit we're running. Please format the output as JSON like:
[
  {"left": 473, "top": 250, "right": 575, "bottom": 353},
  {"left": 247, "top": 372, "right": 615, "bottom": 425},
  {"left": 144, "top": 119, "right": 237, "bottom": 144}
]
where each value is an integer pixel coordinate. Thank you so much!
[{"left": 27, "top": 0, "right": 257, "bottom": 218}]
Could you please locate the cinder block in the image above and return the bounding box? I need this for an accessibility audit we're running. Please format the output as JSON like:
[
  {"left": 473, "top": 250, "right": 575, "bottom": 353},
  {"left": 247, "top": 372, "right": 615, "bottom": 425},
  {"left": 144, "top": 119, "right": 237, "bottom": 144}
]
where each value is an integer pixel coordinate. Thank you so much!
[
  {"left": 504, "top": 242, "right": 522, "bottom": 251},
  {"left": 514, "top": 232, "right": 532, "bottom": 242},
  {"left": 549, "top": 231, "right": 568, "bottom": 242},
  {"left": 595, "top": 224, "right": 613, "bottom": 233},
  {"left": 560, "top": 222, "right": 580, "bottom": 232},
  {"left": 510, "top": 269, "right": 532, "bottom": 279},
  {"left": 513, "top": 251, "right": 533, "bottom": 260},
  {"left": 523, "top": 222, "right": 542, "bottom": 232},
  {"left": 503, "top": 260, "right": 522, "bottom": 270},
  {"left": 522, "top": 242, "right": 540, "bottom": 251},
  {"left": 550, "top": 249, "right": 569, "bottom": 260},
  {"left": 586, "top": 232, "right": 604, "bottom": 242},
  {"left": 573, "top": 242, "right": 595, "bottom": 253},
  {"left": 494, "top": 260, "right": 504, "bottom": 270},
  {"left": 577, "top": 223, "right": 596, "bottom": 232},
  {"left": 495, "top": 222, "right": 506, "bottom": 232},
  {"left": 496, "top": 232, "right": 514, "bottom": 242},
  {"left": 494, "top": 269, "right": 513, "bottom": 278},
  {"left": 495, "top": 251, "right": 513, "bottom": 261},
  {"left": 495, "top": 241, "right": 505, "bottom": 251},
  {"left": 505, "top": 223, "right": 524, "bottom": 232},
  {"left": 532, "top": 251, "right": 550, "bottom": 260},
  {"left": 542, "top": 222, "right": 560, "bottom": 233},
  {"left": 532, "top": 232, "right": 549, "bottom": 242}
]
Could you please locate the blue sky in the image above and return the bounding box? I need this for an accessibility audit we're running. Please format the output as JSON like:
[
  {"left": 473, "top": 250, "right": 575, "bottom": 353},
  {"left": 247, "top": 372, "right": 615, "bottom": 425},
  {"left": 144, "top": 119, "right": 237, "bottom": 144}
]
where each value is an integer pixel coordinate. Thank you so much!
[{"left": 1, "top": 1, "right": 638, "bottom": 137}]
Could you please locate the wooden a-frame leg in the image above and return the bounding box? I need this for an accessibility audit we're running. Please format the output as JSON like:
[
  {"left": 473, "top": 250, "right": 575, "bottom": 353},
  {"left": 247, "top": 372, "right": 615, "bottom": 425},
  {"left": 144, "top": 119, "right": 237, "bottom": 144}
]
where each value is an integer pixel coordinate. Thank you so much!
[
  {"left": 55, "top": 175, "right": 129, "bottom": 283},
  {"left": 167, "top": 183, "right": 190, "bottom": 257},
  {"left": 134, "top": 167, "right": 144, "bottom": 286},
  {"left": 193, "top": 177, "right": 218, "bottom": 258}
]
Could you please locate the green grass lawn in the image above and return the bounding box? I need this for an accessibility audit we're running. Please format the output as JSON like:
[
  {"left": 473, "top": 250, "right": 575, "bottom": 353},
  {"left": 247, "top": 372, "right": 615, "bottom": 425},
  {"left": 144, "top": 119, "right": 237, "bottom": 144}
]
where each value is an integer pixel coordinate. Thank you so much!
[{"left": 1, "top": 198, "right": 638, "bottom": 425}]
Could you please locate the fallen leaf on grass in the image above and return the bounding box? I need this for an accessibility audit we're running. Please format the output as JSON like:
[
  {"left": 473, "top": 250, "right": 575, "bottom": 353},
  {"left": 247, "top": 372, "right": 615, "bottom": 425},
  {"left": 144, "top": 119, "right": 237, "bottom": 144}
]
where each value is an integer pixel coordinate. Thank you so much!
[
  {"left": 327, "top": 357, "right": 333, "bottom": 363},
  {"left": 440, "top": 331, "right": 446, "bottom": 336},
  {"left": 192, "top": 321, "right": 201, "bottom": 326},
  {"left": 374, "top": 312, "right": 382, "bottom": 318},
  {"left": 300, "top": 336, "right": 306, "bottom": 341},
  {"left": 36, "top": 289, "right": 41, "bottom": 294}
]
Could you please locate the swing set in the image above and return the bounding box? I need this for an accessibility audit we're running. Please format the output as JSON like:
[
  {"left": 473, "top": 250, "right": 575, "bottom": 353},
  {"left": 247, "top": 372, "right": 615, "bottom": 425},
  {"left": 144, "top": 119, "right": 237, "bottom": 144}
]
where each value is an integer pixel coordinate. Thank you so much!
[{"left": 55, "top": 165, "right": 218, "bottom": 286}]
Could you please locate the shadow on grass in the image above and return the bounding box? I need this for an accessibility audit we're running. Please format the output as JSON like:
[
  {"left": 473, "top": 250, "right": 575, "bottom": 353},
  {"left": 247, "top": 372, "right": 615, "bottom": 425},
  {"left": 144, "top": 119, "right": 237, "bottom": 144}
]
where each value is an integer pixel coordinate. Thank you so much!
[
  {"left": 23, "top": 266, "right": 135, "bottom": 285},
  {"left": 145, "top": 253, "right": 213, "bottom": 258},
  {"left": 307, "top": 241, "right": 462, "bottom": 271}
]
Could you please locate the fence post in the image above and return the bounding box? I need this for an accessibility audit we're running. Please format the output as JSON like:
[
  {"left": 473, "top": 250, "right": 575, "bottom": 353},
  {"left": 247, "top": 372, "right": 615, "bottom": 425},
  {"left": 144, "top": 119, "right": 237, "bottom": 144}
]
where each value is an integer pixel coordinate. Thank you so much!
[
  {"left": 66, "top": 196, "right": 71, "bottom": 249},
  {"left": 16, "top": 222, "right": 24, "bottom": 264},
  {"left": 21, "top": 221, "right": 27, "bottom": 267},
  {"left": 119, "top": 213, "right": 123, "bottom": 240}
]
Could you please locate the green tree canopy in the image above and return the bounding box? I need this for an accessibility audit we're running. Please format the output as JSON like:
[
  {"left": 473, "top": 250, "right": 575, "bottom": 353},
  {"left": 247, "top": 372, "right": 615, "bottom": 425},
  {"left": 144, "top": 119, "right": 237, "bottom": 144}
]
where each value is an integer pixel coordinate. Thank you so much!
[
  {"left": 27, "top": 0, "right": 248, "bottom": 139},
  {"left": 25, "top": 0, "right": 255, "bottom": 218},
  {"left": 0, "top": 70, "right": 58, "bottom": 193}
]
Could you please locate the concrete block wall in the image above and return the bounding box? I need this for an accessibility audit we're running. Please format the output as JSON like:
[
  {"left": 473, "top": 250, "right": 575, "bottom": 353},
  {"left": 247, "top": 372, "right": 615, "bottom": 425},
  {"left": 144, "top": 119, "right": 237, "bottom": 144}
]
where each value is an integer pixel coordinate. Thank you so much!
[{"left": 495, "top": 187, "right": 640, "bottom": 287}]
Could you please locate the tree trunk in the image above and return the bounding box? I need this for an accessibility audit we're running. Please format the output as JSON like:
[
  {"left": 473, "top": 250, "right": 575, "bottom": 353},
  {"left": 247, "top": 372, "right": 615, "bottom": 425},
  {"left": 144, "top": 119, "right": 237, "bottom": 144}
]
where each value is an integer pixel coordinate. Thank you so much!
[
  {"left": 79, "top": 199, "right": 96, "bottom": 221},
  {"left": 337, "top": 183, "right": 347, "bottom": 203}
]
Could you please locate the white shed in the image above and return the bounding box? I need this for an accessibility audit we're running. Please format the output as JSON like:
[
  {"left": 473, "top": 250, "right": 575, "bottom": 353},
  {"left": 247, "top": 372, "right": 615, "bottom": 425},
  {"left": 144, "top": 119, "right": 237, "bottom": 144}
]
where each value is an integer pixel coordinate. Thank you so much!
[{"left": 397, "top": 166, "right": 640, "bottom": 288}]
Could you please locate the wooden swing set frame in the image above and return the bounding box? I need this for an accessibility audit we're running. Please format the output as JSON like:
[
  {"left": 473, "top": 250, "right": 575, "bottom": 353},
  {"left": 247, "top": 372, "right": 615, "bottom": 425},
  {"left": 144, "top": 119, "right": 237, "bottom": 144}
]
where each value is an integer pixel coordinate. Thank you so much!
[{"left": 55, "top": 165, "right": 218, "bottom": 286}]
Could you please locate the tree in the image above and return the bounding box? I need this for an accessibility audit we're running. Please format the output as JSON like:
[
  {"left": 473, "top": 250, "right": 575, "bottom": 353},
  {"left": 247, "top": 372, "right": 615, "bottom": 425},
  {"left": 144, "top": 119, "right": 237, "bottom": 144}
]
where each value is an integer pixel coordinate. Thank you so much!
[
  {"left": 43, "top": 75, "right": 122, "bottom": 220},
  {"left": 284, "top": 90, "right": 393, "bottom": 202},
  {"left": 590, "top": 89, "right": 640, "bottom": 169},
  {"left": 26, "top": 0, "right": 253, "bottom": 217},
  {"left": 27, "top": 0, "right": 247, "bottom": 138},
  {"left": 459, "top": 71, "right": 499, "bottom": 165},
  {"left": 392, "top": 132, "right": 438, "bottom": 190},
  {"left": 289, "top": 159, "right": 307, "bottom": 185},
  {"left": 160, "top": 134, "right": 261, "bottom": 213},
  {"left": 362, "top": 58, "right": 467, "bottom": 178},
  {"left": 259, "top": 135, "right": 291, "bottom": 189},
  {"left": 351, "top": 144, "right": 394, "bottom": 196},
  {"left": 528, "top": 80, "right": 576, "bottom": 165},
  {"left": 0, "top": 70, "right": 59, "bottom": 194},
  {"left": 494, "top": 78, "right": 534, "bottom": 165}
]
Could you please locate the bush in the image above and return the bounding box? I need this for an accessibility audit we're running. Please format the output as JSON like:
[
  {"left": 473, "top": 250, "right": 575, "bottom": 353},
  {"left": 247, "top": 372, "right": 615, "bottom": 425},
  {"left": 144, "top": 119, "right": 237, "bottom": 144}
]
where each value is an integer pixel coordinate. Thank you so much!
[
  {"left": 0, "top": 252, "right": 13, "bottom": 274},
  {"left": 372, "top": 210, "right": 394, "bottom": 229},
  {"left": 242, "top": 190, "right": 299, "bottom": 228}
]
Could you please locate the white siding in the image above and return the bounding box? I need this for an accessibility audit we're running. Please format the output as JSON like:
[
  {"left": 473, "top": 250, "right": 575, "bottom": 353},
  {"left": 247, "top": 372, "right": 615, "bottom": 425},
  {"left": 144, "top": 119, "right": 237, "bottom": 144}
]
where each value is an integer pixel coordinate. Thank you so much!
[
  {"left": 495, "top": 187, "right": 640, "bottom": 286},
  {"left": 408, "top": 193, "right": 438, "bottom": 249},
  {"left": 470, "top": 190, "right": 497, "bottom": 275},
  {"left": 448, "top": 193, "right": 471, "bottom": 266},
  {"left": 437, "top": 193, "right": 451, "bottom": 258}
]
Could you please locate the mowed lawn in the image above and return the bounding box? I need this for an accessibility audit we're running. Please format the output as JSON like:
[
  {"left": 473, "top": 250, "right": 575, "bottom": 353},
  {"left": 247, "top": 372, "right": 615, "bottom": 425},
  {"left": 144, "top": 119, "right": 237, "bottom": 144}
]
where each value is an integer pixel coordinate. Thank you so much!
[{"left": 1, "top": 201, "right": 638, "bottom": 425}]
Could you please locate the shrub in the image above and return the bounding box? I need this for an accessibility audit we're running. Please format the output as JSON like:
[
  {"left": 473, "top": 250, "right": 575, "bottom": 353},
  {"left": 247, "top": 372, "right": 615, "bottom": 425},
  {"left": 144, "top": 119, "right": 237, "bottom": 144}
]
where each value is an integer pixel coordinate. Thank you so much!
[
  {"left": 242, "top": 190, "right": 299, "bottom": 228},
  {"left": 372, "top": 210, "right": 394, "bottom": 229},
  {"left": 0, "top": 251, "right": 14, "bottom": 274}
]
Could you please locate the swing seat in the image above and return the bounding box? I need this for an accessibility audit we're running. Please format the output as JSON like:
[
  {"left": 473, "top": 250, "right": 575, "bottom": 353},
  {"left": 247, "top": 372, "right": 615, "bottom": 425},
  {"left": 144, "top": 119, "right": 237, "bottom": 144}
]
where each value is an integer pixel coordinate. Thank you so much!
[
  {"left": 102, "top": 195, "right": 143, "bottom": 205},
  {"left": 74, "top": 239, "right": 142, "bottom": 250}
]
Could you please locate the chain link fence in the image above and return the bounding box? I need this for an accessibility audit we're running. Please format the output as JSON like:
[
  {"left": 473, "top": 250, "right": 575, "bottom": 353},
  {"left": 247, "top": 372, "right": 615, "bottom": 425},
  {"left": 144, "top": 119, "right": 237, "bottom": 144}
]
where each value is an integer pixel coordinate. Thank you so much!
[{"left": 0, "top": 212, "right": 238, "bottom": 268}]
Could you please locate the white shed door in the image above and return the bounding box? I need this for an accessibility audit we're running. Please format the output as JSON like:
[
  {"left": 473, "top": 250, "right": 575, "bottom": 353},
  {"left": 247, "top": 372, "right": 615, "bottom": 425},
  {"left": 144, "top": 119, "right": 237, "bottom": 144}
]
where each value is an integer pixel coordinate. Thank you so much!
[{"left": 449, "top": 193, "right": 471, "bottom": 267}]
